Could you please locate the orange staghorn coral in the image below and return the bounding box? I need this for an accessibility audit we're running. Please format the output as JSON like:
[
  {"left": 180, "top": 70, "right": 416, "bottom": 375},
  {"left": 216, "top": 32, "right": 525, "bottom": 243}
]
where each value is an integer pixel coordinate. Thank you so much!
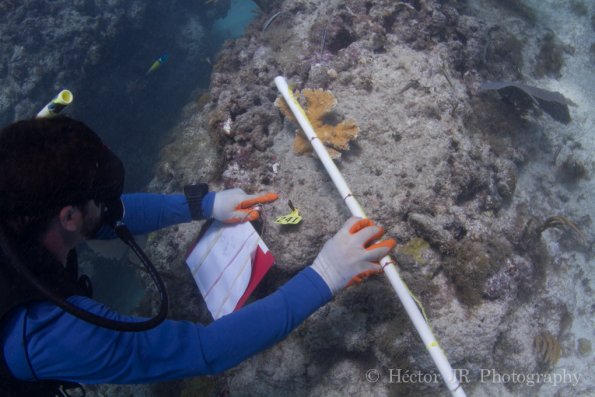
[{"left": 275, "top": 88, "right": 359, "bottom": 158}]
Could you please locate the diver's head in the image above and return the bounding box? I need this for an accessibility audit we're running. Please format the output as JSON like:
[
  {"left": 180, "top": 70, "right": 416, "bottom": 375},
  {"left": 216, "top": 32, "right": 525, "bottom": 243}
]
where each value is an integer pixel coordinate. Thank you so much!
[{"left": 0, "top": 117, "right": 125, "bottom": 240}]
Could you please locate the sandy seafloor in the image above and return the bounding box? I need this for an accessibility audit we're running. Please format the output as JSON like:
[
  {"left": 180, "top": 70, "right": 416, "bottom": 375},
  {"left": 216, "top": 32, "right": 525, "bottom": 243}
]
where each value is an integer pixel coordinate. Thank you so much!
[{"left": 1, "top": 0, "right": 594, "bottom": 396}]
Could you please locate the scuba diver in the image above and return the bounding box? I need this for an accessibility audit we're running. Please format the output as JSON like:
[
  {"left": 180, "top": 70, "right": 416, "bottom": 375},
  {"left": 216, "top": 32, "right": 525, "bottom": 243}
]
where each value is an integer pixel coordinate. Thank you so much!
[{"left": 0, "top": 117, "right": 396, "bottom": 396}]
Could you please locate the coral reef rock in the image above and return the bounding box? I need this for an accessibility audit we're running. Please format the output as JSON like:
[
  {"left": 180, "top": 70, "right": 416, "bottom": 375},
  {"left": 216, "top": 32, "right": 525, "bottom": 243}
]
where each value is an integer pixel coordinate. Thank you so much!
[{"left": 139, "top": 0, "right": 595, "bottom": 396}]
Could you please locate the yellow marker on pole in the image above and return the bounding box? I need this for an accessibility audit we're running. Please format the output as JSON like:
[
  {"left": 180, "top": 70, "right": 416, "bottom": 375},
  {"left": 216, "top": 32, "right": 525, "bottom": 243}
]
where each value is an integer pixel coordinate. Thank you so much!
[
  {"left": 275, "top": 76, "right": 466, "bottom": 397},
  {"left": 36, "top": 90, "right": 73, "bottom": 118}
]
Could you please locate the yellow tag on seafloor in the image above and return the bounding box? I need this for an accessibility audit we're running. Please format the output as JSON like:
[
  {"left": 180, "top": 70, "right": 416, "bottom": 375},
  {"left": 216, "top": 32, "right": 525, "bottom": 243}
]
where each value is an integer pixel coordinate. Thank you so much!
[
  {"left": 275, "top": 200, "right": 303, "bottom": 225},
  {"left": 275, "top": 209, "right": 302, "bottom": 225}
]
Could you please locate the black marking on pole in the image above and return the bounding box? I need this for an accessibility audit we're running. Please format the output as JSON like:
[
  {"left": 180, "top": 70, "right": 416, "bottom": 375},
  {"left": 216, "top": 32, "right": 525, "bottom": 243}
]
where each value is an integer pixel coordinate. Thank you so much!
[{"left": 381, "top": 260, "right": 395, "bottom": 269}]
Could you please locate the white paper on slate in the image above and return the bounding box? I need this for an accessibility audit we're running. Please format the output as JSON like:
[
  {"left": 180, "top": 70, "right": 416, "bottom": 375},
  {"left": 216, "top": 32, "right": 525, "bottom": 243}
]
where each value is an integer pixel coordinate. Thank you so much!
[{"left": 186, "top": 220, "right": 264, "bottom": 319}]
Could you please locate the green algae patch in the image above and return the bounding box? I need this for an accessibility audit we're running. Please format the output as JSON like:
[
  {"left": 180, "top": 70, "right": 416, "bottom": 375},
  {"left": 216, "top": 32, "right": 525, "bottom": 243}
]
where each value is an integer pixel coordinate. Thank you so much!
[
  {"left": 442, "top": 239, "right": 510, "bottom": 306},
  {"left": 398, "top": 237, "right": 431, "bottom": 265},
  {"left": 578, "top": 338, "right": 592, "bottom": 356}
]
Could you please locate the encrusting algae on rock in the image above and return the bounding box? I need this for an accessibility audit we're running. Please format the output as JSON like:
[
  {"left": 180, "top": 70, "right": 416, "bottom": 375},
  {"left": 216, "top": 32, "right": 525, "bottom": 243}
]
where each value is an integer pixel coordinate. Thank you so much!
[
  {"left": 275, "top": 88, "right": 359, "bottom": 158},
  {"left": 398, "top": 237, "right": 431, "bottom": 265}
]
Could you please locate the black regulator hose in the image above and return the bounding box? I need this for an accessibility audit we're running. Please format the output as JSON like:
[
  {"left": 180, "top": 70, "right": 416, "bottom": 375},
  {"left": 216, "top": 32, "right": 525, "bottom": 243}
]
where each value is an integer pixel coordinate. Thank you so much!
[{"left": 0, "top": 223, "right": 169, "bottom": 332}]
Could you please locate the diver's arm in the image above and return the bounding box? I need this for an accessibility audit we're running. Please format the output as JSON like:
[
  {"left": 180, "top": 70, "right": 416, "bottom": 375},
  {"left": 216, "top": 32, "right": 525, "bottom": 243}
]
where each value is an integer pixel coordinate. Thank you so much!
[
  {"left": 93, "top": 192, "right": 210, "bottom": 239},
  {"left": 93, "top": 188, "right": 277, "bottom": 239},
  {"left": 1, "top": 267, "right": 331, "bottom": 383},
  {"left": 120, "top": 193, "right": 201, "bottom": 234},
  {"left": 112, "top": 188, "right": 279, "bottom": 233}
]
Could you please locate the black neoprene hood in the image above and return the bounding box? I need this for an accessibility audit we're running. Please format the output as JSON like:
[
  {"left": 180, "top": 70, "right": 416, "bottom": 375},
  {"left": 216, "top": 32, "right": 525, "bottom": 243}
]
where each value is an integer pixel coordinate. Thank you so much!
[{"left": 0, "top": 117, "right": 124, "bottom": 219}]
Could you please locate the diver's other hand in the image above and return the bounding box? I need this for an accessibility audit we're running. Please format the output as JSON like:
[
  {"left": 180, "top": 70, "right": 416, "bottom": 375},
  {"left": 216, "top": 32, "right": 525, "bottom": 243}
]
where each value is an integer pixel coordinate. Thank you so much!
[
  {"left": 311, "top": 217, "right": 396, "bottom": 295},
  {"left": 212, "top": 188, "right": 278, "bottom": 223}
]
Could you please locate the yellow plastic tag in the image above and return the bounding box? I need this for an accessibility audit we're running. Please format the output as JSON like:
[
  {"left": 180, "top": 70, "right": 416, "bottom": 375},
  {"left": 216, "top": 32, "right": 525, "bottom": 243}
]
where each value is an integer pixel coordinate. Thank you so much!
[{"left": 275, "top": 208, "right": 302, "bottom": 225}]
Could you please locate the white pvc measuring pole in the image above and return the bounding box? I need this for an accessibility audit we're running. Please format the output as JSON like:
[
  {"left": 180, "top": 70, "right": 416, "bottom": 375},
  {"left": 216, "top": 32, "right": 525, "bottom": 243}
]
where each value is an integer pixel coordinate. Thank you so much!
[
  {"left": 36, "top": 90, "right": 73, "bottom": 118},
  {"left": 275, "top": 76, "right": 466, "bottom": 397}
]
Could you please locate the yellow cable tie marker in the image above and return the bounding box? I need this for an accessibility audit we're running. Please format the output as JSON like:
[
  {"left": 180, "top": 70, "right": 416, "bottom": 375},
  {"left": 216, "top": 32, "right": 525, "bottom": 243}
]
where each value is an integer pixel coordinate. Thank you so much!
[{"left": 274, "top": 200, "right": 302, "bottom": 225}]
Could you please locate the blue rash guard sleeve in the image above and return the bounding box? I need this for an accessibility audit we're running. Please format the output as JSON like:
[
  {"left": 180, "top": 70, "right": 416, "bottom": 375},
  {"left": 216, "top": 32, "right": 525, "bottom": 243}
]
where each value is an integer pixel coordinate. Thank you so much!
[
  {"left": 93, "top": 193, "right": 203, "bottom": 239},
  {"left": 1, "top": 267, "right": 332, "bottom": 384}
]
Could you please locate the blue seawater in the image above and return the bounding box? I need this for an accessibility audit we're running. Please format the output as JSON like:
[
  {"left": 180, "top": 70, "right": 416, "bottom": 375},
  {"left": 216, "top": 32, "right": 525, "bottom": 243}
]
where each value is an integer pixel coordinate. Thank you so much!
[{"left": 214, "top": 0, "right": 259, "bottom": 40}]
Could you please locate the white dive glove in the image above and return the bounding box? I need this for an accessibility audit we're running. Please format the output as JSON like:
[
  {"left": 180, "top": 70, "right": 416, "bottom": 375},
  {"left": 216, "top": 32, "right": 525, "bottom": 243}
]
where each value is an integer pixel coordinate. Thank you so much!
[
  {"left": 311, "top": 216, "right": 396, "bottom": 295},
  {"left": 212, "top": 188, "right": 278, "bottom": 223}
]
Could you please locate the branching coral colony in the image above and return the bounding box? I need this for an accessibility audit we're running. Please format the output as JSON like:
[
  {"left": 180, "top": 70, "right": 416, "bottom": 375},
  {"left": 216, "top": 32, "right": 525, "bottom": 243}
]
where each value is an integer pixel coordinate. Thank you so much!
[{"left": 275, "top": 88, "right": 359, "bottom": 159}]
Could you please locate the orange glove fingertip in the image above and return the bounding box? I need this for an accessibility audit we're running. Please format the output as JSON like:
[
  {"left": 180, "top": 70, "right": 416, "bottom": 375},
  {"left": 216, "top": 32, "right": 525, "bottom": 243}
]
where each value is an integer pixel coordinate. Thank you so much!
[
  {"left": 346, "top": 268, "right": 383, "bottom": 288},
  {"left": 246, "top": 210, "right": 260, "bottom": 222},
  {"left": 366, "top": 226, "right": 385, "bottom": 245},
  {"left": 238, "top": 192, "right": 279, "bottom": 209},
  {"left": 349, "top": 218, "right": 375, "bottom": 234},
  {"left": 366, "top": 238, "right": 397, "bottom": 252}
]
